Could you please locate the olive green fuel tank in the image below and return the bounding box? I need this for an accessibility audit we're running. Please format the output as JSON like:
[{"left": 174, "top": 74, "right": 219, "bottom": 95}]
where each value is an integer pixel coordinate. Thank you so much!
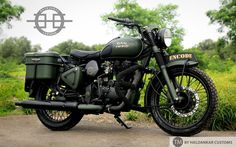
[{"left": 100, "top": 37, "right": 143, "bottom": 59}]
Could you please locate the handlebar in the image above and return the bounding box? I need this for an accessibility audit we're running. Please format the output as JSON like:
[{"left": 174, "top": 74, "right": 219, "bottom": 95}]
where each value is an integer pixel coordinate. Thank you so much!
[
  {"left": 108, "top": 17, "right": 147, "bottom": 43},
  {"left": 108, "top": 17, "right": 133, "bottom": 24}
]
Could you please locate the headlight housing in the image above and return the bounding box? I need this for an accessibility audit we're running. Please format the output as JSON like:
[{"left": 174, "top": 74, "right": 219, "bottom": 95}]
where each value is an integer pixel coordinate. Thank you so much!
[{"left": 155, "top": 28, "right": 172, "bottom": 49}]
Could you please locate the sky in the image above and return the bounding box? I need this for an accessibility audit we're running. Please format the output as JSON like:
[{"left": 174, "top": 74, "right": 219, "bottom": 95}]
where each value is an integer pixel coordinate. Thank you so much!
[{"left": 1, "top": 0, "right": 223, "bottom": 51}]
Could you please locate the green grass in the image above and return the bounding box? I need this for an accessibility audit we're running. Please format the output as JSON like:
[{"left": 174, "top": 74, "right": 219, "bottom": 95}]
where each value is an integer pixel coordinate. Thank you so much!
[
  {"left": 206, "top": 66, "right": 236, "bottom": 130},
  {"left": 0, "top": 62, "right": 30, "bottom": 116}
]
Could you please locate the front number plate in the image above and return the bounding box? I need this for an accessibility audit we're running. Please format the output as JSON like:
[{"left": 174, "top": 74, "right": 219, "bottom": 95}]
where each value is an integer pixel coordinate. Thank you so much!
[{"left": 168, "top": 53, "right": 197, "bottom": 62}]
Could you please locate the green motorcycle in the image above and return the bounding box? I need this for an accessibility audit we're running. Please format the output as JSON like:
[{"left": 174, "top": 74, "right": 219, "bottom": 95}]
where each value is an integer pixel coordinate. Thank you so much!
[{"left": 16, "top": 17, "right": 217, "bottom": 136}]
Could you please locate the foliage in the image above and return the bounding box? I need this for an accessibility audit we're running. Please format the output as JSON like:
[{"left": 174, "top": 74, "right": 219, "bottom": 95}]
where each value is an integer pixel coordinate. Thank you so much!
[
  {"left": 206, "top": 0, "right": 236, "bottom": 62},
  {"left": 101, "top": 0, "right": 184, "bottom": 53},
  {"left": 0, "top": 61, "right": 30, "bottom": 116},
  {"left": 0, "top": 37, "right": 41, "bottom": 63},
  {"left": 0, "top": 0, "right": 24, "bottom": 26},
  {"left": 206, "top": 67, "right": 236, "bottom": 130},
  {"left": 197, "top": 39, "right": 216, "bottom": 51},
  {"left": 187, "top": 37, "right": 235, "bottom": 71},
  {"left": 91, "top": 44, "right": 106, "bottom": 51},
  {"left": 188, "top": 47, "right": 234, "bottom": 72},
  {"left": 220, "top": 40, "right": 236, "bottom": 61},
  {"left": 125, "top": 110, "right": 138, "bottom": 121},
  {"left": 207, "top": 0, "right": 236, "bottom": 41},
  {"left": 49, "top": 40, "right": 96, "bottom": 54}
]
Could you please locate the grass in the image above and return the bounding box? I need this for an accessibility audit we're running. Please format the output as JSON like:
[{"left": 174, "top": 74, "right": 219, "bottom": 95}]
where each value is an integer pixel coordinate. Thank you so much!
[
  {"left": 206, "top": 66, "right": 236, "bottom": 130},
  {"left": 0, "top": 62, "right": 30, "bottom": 116}
]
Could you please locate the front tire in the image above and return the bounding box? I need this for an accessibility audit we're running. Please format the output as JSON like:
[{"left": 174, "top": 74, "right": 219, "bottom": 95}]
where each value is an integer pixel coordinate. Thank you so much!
[
  {"left": 35, "top": 86, "right": 83, "bottom": 131},
  {"left": 150, "top": 67, "right": 217, "bottom": 136}
]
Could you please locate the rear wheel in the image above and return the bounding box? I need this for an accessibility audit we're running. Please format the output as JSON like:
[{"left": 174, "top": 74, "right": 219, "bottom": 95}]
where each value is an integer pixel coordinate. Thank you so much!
[
  {"left": 35, "top": 86, "right": 83, "bottom": 131},
  {"left": 150, "top": 67, "right": 217, "bottom": 136}
]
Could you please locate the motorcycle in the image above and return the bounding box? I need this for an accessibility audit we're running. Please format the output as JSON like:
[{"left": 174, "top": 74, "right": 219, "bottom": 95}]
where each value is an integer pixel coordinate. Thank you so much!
[{"left": 16, "top": 17, "right": 217, "bottom": 136}]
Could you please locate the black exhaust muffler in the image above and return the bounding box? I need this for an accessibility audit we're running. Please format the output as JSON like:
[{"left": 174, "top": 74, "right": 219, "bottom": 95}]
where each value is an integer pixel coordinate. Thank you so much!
[
  {"left": 15, "top": 100, "right": 103, "bottom": 111},
  {"left": 15, "top": 100, "right": 78, "bottom": 111}
]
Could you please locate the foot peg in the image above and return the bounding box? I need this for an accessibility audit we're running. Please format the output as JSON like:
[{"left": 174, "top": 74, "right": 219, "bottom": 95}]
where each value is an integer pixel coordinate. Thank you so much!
[{"left": 114, "top": 114, "right": 131, "bottom": 129}]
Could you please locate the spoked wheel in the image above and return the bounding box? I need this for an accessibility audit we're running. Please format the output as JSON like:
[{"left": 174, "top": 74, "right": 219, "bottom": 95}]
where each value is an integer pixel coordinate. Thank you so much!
[
  {"left": 35, "top": 86, "right": 83, "bottom": 131},
  {"left": 150, "top": 67, "right": 217, "bottom": 136}
]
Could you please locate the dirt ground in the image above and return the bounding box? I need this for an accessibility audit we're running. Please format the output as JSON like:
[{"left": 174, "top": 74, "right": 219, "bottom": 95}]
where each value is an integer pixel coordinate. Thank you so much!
[{"left": 0, "top": 114, "right": 235, "bottom": 147}]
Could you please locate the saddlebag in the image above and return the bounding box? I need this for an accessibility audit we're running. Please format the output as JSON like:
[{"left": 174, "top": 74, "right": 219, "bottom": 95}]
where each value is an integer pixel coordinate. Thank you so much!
[
  {"left": 24, "top": 52, "right": 61, "bottom": 95},
  {"left": 25, "top": 52, "right": 61, "bottom": 80}
]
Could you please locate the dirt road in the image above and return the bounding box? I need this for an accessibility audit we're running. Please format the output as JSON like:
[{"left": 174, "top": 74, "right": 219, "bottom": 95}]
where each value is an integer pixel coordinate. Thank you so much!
[{"left": 0, "top": 115, "right": 235, "bottom": 147}]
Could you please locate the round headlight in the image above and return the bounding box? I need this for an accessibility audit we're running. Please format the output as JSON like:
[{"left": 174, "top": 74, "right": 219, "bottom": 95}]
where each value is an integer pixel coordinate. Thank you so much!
[{"left": 156, "top": 28, "right": 172, "bottom": 49}]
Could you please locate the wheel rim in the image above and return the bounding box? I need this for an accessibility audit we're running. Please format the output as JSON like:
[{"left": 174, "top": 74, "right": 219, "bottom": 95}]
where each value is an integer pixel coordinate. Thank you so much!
[
  {"left": 42, "top": 89, "right": 72, "bottom": 122},
  {"left": 154, "top": 71, "right": 210, "bottom": 128},
  {"left": 45, "top": 110, "right": 71, "bottom": 122}
]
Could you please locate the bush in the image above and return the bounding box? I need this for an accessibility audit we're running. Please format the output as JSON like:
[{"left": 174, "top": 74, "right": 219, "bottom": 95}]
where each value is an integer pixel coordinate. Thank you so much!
[
  {"left": 0, "top": 61, "right": 30, "bottom": 116},
  {"left": 207, "top": 55, "right": 234, "bottom": 72},
  {"left": 125, "top": 110, "right": 138, "bottom": 121},
  {"left": 210, "top": 102, "right": 236, "bottom": 130},
  {"left": 188, "top": 47, "right": 234, "bottom": 72}
]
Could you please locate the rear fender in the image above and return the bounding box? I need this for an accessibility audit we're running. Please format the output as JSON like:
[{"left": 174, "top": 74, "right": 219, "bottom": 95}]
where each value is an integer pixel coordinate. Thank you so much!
[{"left": 25, "top": 80, "right": 40, "bottom": 98}]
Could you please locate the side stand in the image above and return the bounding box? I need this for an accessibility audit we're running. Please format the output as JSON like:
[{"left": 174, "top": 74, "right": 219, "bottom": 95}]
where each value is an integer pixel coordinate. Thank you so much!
[{"left": 114, "top": 114, "right": 132, "bottom": 129}]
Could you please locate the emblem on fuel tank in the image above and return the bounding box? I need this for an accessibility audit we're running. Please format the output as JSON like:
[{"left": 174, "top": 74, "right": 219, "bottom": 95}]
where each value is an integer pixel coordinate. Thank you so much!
[{"left": 115, "top": 42, "right": 129, "bottom": 48}]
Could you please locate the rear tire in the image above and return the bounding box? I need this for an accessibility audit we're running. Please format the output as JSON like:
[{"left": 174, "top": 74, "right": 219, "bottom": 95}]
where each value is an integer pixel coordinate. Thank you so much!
[
  {"left": 150, "top": 67, "right": 217, "bottom": 136},
  {"left": 35, "top": 86, "right": 83, "bottom": 131}
]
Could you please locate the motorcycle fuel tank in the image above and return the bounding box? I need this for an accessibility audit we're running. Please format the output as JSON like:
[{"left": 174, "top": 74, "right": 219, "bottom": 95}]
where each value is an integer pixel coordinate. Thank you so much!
[{"left": 100, "top": 37, "right": 143, "bottom": 59}]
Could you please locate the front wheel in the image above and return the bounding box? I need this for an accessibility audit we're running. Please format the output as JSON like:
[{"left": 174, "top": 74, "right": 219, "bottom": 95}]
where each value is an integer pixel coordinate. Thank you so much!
[
  {"left": 35, "top": 86, "right": 84, "bottom": 131},
  {"left": 150, "top": 67, "right": 217, "bottom": 136}
]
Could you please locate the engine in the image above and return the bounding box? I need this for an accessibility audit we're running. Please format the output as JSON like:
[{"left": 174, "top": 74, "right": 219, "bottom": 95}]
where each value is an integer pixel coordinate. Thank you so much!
[{"left": 84, "top": 60, "right": 138, "bottom": 105}]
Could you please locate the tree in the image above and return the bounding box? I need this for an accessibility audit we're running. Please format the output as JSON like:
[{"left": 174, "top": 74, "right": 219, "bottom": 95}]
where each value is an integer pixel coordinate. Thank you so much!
[
  {"left": 207, "top": 0, "right": 236, "bottom": 41},
  {"left": 207, "top": 0, "right": 236, "bottom": 61},
  {"left": 101, "top": 0, "right": 184, "bottom": 53},
  {"left": 91, "top": 44, "right": 105, "bottom": 51},
  {"left": 49, "top": 40, "right": 94, "bottom": 54},
  {"left": 197, "top": 39, "right": 216, "bottom": 51},
  {"left": 0, "top": 37, "right": 41, "bottom": 63},
  {"left": 0, "top": 0, "right": 24, "bottom": 26}
]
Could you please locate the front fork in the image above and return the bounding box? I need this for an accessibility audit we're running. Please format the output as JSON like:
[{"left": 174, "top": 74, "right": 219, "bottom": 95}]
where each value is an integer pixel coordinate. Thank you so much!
[{"left": 152, "top": 46, "right": 178, "bottom": 104}]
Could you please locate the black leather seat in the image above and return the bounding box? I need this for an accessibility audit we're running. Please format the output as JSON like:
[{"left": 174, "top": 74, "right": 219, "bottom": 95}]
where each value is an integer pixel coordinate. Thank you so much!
[{"left": 70, "top": 50, "right": 100, "bottom": 59}]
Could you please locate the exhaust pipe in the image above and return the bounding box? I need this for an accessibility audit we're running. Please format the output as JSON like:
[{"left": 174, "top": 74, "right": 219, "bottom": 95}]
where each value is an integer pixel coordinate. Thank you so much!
[
  {"left": 15, "top": 100, "right": 103, "bottom": 111},
  {"left": 15, "top": 100, "right": 78, "bottom": 110}
]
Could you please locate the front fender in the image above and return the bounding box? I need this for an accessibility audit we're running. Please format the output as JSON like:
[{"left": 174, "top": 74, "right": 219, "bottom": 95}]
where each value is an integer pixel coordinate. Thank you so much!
[
  {"left": 166, "top": 52, "right": 198, "bottom": 68},
  {"left": 166, "top": 60, "right": 198, "bottom": 68},
  {"left": 144, "top": 52, "right": 198, "bottom": 111}
]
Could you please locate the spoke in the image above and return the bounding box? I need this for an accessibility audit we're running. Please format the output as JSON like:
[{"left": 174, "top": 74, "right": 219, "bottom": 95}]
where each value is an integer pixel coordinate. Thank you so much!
[
  {"left": 179, "top": 75, "right": 184, "bottom": 88},
  {"left": 196, "top": 89, "right": 206, "bottom": 94},
  {"left": 186, "top": 76, "right": 198, "bottom": 88},
  {"left": 155, "top": 73, "right": 169, "bottom": 95},
  {"left": 195, "top": 86, "right": 205, "bottom": 93},
  {"left": 194, "top": 82, "right": 203, "bottom": 92},
  {"left": 153, "top": 70, "right": 211, "bottom": 128},
  {"left": 186, "top": 76, "right": 191, "bottom": 87},
  {"left": 150, "top": 82, "right": 168, "bottom": 99},
  {"left": 44, "top": 89, "right": 71, "bottom": 122}
]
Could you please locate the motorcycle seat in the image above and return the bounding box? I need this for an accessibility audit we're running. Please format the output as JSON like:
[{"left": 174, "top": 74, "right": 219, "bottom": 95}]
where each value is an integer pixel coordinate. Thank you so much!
[{"left": 70, "top": 50, "right": 100, "bottom": 59}]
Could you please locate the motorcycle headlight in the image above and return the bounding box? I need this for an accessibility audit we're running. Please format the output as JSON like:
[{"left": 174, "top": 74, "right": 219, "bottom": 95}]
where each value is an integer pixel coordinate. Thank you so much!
[{"left": 156, "top": 28, "right": 172, "bottom": 49}]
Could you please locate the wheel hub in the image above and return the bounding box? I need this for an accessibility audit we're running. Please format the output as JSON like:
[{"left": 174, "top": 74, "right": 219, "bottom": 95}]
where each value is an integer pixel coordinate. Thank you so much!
[{"left": 171, "top": 87, "right": 200, "bottom": 117}]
